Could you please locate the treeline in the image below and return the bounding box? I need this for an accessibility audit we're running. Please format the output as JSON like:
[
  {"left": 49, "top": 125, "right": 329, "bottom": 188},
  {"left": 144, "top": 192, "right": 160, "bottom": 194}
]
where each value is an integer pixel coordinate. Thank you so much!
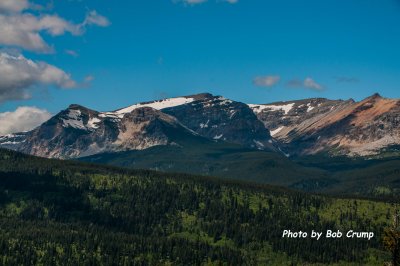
[{"left": 0, "top": 149, "right": 394, "bottom": 265}]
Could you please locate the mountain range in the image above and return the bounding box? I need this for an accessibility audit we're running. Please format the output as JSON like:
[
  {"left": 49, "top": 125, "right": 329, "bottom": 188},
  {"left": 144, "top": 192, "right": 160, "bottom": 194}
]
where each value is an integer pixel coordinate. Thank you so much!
[
  {"left": 1, "top": 92, "right": 400, "bottom": 196},
  {"left": 1, "top": 92, "right": 399, "bottom": 159},
  {"left": 252, "top": 93, "right": 400, "bottom": 157}
]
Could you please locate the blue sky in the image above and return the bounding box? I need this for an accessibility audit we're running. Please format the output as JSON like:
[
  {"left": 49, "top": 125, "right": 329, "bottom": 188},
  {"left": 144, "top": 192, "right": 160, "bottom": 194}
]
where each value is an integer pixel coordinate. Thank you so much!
[{"left": 1, "top": 0, "right": 400, "bottom": 117}]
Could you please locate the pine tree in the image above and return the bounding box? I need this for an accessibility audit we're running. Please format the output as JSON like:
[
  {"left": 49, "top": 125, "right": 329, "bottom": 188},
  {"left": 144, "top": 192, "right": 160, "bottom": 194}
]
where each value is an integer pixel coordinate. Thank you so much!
[{"left": 383, "top": 207, "right": 400, "bottom": 266}]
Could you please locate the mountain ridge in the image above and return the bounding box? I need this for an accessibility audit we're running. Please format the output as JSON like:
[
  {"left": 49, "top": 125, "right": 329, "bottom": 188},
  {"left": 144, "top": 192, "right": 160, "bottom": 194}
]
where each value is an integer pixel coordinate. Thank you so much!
[{"left": 1, "top": 92, "right": 399, "bottom": 158}]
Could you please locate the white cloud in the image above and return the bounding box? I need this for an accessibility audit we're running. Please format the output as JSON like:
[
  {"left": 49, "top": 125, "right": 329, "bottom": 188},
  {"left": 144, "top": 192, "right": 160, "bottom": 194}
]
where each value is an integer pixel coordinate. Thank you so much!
[
  {"left": 253, "top": 75, "right": 281, "bottom": 87},
  {"left": 304, "top": 77, "right": 324, "bottom": 91},
  {"left": 0, "top": 0, "right": 29, "bottom": 13},
  {"left": 286, "top": 77, "right": 325, "bottom": 91},
  {"left": 0, "top": 13, "right": 81, "bottom": 53},
  {"left": 0, "top": 1, "right": 108, "bottom": 104},
  {"left": 82, "top": 11, "right": 110, "bottom": 27},
  {"left": 0, "top": 52, "right": 77, "bottom": 103},
  {"left": 0, "top": 106, "right": 51, "bottom": 135},
  {"left": 0, "top": 8, "right": 110, "bottom": 53}
]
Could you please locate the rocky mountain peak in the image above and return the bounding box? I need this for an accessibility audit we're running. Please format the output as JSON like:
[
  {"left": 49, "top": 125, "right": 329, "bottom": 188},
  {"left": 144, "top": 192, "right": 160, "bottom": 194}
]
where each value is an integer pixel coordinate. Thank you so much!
[
  {"left": 162, "top": 95, "right": 276, "bottom": 150},
  {"left": 68, "top": 104, "right": 88, "bottom": 110},
  {"left": 1, "top": 92, "right": 400, "bottom": 159},
  {"left": 121, "top": 107, "right": 179, "bottom": 126},
  {"left": 366, "top": 93, "right": 383, "bottom": 100},
  {"left": 186, "top": 93, "right": 215, "bottom": 101}
]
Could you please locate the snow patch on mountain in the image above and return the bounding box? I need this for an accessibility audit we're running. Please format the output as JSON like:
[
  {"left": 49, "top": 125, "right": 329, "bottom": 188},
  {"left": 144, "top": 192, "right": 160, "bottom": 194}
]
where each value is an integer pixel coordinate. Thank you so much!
[
  {"left": 62, "top": 110, "right": 86, "bottom": 130},
  {"left": 248, "top": 103, "right": 295, "bottom": 115},
  {"left": 0, "top": 134, "right": 17, "bottom": 140},
  {"left": 200, "top": 120, "right": 210, "bottom": 129},
  {"left": 98, "top": 112, "right": 120, "bottom": 120},
  {"left": 270, "top": 126, "right": 284, "bottom": 137},
  {"left": 0, "top": 133, "right": 27, "bottom": 147},
  {"left": 213, "top": 134, "right": 223, "bottom": 140},
  {"left": 217, "top": 97, "right": 233, "bottom": 105},
  {"left": 62, "top": 110, "right": 102, "bottom": 131},
  {"left": 114, "top": 97, "right": 195, "bottom": 117},
  {"left": 253, "top": 140, "right": 265, "bottom": 149},
  {"left": 307, "top": 103, "right": 315, "bottom": 112},
  {"left": 87, "top": 117, "right": 101, "bottom": 129}
]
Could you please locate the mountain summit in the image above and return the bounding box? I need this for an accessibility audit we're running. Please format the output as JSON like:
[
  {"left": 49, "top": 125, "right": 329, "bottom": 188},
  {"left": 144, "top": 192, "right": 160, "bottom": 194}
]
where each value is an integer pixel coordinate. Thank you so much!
[
  {"left": 251, "top": 93, "right": 400, "bottom": 156},
  {"left": 1, "top": 93, "right": 399, "bottom": 158},
  {"left": 4, "top": 104, "right": 206, "bottom": 159}
]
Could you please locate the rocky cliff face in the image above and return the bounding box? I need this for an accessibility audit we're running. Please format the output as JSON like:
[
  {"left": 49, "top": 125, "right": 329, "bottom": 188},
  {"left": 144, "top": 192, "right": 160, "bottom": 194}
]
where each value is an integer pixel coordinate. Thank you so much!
[
  {"left": 249, "top": 98, "right": 355, "bottom": 137},
  {"left": 1, "top": 92, "right": 399, "bottom": 158},
  {"left": 250, "top": 94, "right": 400, "bottom": 156},
  {"left": 162, "top": 93, "right": 276, "bottom": 150},
  {"left": 0, "top": 93, "right": 275, "bottom": 159},
  {"left": 4, "top": 104, "right": 200, "bottom": 159}
]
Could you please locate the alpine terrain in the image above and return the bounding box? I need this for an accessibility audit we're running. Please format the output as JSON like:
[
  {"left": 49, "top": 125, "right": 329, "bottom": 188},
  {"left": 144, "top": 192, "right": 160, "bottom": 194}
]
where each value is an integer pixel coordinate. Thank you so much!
[{"left": 1, "top": 92, "right": 399, "bottom": 159}]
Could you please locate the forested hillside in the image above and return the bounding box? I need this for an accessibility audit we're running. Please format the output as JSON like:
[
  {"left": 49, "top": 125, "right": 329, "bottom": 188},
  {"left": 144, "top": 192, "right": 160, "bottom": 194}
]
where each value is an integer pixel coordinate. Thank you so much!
[
  {"left": 81, "top": 144, "right": 400, "bottom": 198},
  {"left": 0, "top": 149, "right": 396, "bottom": 265}
]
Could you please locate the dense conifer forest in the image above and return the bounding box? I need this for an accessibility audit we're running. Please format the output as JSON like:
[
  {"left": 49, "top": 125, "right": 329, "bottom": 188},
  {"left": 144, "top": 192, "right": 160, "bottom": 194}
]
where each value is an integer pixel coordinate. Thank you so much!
[
  {"left": 81, "top": 143, "right": 400, "bottom": 198},
  {"left": 0, "top": 149, "right": 397, "bottom": 265}
]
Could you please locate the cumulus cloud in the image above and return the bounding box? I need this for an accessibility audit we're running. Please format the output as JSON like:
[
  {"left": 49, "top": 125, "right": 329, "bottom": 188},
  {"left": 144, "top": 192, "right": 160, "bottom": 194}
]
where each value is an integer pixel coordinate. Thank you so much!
[
  {"left": 0, "top": 7, "right": 110, "bottom": 53},
  {"left": 0, "top": 13, "right": 84, "bottom": 53},
  {"left": 286, "top": 77, "right": 324, "bottom": 91},
  {"left": 0, "top": 1, "right": 110, "bottom": 104},
  {"left": 82, "top": 11, "right": 110, "bottom": 27},
  {"left": 0, "top": 52, "right": 77, "bottom": 103},
  {"left": 304, "top": 77, "right": 324, "bottom": 91},
  {"left": 0, "top": 106, "right": 51, "bottom": 135},
  {"left": 0, "top": 0, "right": 29, "bottom": 13},
  {"left": 253, "top": 75, "right": 281, "bottom": 87}
]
